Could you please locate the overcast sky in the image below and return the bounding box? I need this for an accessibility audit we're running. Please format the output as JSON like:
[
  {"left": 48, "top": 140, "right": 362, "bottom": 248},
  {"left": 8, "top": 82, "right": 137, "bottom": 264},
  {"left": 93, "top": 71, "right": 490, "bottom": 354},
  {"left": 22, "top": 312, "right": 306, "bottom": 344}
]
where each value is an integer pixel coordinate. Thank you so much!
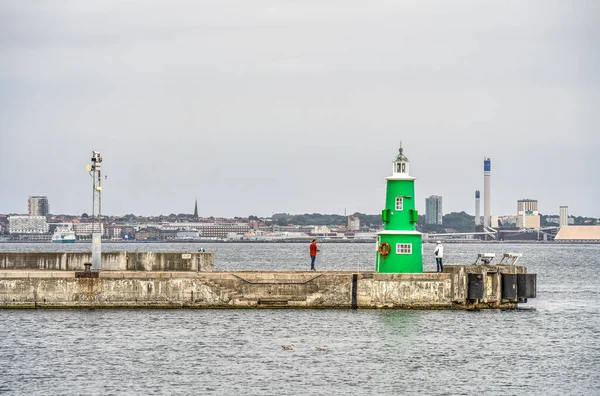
[{"left": 1, "top": 1, "right": 598, "bottom": 218}]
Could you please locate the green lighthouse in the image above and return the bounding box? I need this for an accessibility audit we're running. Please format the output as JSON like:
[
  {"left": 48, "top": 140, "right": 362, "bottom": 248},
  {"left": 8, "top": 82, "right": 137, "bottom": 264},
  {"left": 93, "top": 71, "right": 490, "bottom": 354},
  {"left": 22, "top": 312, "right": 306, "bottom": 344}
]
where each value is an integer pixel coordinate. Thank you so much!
[{"left": 376, "top": 145, "right": 423, "bottom": 273}]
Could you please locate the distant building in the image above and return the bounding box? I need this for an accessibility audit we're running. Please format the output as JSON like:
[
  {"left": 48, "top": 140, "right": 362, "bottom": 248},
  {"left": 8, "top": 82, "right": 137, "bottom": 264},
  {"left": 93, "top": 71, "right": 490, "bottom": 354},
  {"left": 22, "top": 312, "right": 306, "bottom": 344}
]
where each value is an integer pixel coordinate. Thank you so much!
[
  {"left": 555, "top": 226, "right": 600, "bottom": 241},
  {"left": 159, "top": 229, "right": 178, "bottom": 241},
  {"left": 313, "top": 225, "right": 330, "bottom": 234},
  {"left": 28, "top": 196, "right": 49, "bottom": 217},
  {"left": 268, "top": 225, "right": 313, "bottom": 233},
  {"left": 177, "top": 230, "right": 200, "bottom": 240},
  {"left": 517, "top": 199, "right": 538, "bottom": 213},
  {"left": 9, "top": 216, "right": 48, "bottom": 234},
  {"left": 73, "top": 222, "right": 104, "bottom": 237},
  {"left": 136, "top": 227, "right": 161, "bottom": 241},
  {"left": 166, "top": 222, "right": 250, "bottom": 238},
  {"left": 105, "top": 225, "right": 134, "bottom": 240},
  {"left": 425, "top": 195, "right": 443, "bottom": 225},
  {"left": 348, "top": 215, "right": 360, "bottom": 231},
  {"left": 517, "top": 199, "right": 540, "bottom": 229},
  {"left": 559, "top": 206, "right": 569, "bottom": 227},
  {"left": 517, "top": 215, "right": 541, "bottom": 229}
]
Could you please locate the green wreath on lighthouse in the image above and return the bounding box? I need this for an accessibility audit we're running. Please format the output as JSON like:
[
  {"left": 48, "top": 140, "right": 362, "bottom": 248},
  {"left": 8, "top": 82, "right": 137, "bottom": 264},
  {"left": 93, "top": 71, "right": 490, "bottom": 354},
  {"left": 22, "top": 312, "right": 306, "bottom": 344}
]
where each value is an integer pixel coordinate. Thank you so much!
[{"left": 375, "top": 144, "right": 423, "bottom": 273}]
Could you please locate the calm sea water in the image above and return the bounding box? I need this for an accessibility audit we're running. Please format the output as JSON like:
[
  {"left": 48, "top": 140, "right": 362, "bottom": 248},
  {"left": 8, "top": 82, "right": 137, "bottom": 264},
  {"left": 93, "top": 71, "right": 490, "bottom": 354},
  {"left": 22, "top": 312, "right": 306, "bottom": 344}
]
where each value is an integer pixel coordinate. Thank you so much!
[{"left": 0, "top": 243, "right": 599, "bottom": 395}]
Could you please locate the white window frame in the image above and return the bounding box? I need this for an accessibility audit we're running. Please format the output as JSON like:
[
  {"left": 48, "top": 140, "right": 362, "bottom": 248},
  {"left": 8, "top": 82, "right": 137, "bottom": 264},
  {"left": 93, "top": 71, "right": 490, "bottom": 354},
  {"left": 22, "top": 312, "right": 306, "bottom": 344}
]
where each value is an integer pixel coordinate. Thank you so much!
[
  {"left": 395, "top": 197, "right": 403, "bottom": 211},
  {"left": 396, "top": 243, "right": 412, "bottom": 254}
]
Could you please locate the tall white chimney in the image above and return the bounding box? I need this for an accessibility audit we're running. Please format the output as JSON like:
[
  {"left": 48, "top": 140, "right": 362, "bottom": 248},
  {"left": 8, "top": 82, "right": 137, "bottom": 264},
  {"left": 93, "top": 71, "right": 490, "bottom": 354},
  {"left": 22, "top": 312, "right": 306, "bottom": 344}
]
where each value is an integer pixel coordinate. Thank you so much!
[{"left": 475, "top": 190, "right": 481, "bottom": 225}]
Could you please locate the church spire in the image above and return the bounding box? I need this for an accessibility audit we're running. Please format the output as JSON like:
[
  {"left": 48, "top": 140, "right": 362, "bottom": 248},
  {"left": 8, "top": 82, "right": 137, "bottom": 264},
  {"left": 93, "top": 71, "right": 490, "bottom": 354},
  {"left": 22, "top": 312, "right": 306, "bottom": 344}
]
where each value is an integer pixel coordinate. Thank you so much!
[{"left": 193, "top": 199, "right": 198, "bottom": 220}]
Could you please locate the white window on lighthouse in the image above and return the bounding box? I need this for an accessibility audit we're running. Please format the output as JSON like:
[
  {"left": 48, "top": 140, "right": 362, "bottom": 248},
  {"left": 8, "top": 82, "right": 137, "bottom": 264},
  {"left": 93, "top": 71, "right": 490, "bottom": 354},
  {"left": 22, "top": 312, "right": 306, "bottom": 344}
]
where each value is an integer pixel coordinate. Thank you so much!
[
  {"left": 396, "top": 243, "right": 412, "bottom": 254},
  {"left": 395, "top": 197, "right": 403, "bottom": 211},
  {"left": 396, "top": 162, "right": 406, "bottom": 173}
]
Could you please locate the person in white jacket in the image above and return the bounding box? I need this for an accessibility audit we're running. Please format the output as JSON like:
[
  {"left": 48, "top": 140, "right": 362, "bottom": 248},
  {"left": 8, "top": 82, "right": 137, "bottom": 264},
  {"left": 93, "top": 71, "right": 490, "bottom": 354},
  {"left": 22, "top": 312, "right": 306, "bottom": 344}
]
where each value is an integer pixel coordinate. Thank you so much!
[{"left": 434, "top": 241, "right": 444, "bottom": 272}]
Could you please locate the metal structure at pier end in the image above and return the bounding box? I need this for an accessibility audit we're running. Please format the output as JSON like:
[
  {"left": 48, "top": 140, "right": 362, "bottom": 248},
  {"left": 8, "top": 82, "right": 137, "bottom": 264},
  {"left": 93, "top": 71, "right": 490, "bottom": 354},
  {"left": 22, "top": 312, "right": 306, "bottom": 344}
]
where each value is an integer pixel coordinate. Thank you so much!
[
  {"left": 87, "top": 151, "right": 103, "bottom": 270},
  {"left": 376, "top": 144, "right": 423, "bottom": 273}
]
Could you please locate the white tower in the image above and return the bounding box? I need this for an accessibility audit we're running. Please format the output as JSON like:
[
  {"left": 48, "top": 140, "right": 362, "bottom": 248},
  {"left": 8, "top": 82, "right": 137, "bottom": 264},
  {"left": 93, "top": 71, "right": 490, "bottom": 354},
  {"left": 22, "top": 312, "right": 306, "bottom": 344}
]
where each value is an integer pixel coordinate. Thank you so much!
[{"left": 483, "top": 158, "right": 491, "bottom": 228}]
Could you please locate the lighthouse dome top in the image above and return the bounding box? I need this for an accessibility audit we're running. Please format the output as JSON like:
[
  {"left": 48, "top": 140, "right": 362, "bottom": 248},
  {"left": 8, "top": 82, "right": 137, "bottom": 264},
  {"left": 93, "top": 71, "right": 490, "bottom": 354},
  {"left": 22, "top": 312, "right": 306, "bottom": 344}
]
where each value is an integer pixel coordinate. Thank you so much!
[{"left": 393, "top": 147, "right": 409, "bottom": 163}]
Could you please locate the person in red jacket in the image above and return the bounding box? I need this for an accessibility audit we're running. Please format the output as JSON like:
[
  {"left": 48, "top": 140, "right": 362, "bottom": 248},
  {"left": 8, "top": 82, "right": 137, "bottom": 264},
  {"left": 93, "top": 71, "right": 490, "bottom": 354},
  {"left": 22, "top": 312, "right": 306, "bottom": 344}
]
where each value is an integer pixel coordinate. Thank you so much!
[{"left": 309, "top": 239, "right": 320, "bottom": 270}]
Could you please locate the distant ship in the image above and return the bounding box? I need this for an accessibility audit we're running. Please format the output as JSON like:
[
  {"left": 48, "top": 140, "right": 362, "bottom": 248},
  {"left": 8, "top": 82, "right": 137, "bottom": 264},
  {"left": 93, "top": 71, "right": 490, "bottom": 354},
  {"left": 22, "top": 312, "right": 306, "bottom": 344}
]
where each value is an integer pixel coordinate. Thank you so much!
[{"left": 52, "top": 226, "right": 76, "bottom": 243}]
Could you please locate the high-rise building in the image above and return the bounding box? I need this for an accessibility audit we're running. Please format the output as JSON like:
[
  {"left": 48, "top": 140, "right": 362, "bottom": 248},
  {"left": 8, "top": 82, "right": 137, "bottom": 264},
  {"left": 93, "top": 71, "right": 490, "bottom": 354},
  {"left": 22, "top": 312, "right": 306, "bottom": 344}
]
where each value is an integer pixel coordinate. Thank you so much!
[
  {"left": 483, "top": 158, "right": 491, "bottom": 228},
  {"left": 28, "top": 196, "right": 49, "bottom": 217},
  {"left": 559, "top": 206, "right": 569, "bottom": 227},
  {"left": 348, "top": 215, "right": 360, "bottom": 231},
  {"left": 425, "top": 195, "right": 443, "bottom": 225}
]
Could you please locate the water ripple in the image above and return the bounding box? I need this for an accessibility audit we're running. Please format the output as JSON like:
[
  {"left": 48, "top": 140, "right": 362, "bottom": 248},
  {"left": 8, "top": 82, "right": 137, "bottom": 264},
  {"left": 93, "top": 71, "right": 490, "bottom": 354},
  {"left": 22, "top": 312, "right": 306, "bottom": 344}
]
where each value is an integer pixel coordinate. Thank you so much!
[{"left": 0, "top": 243, "right": 599, "bottom": 395}]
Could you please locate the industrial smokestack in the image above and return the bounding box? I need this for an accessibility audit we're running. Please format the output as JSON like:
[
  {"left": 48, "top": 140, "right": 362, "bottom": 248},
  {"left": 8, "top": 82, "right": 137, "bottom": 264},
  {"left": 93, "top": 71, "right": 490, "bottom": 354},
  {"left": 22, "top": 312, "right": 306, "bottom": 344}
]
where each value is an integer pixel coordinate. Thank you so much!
[
  {"left": 475, "top": 190, "right": 481, "bottom": 225},
  {"left": 483, "top": 158, "right": 491, "bottom": 227}
]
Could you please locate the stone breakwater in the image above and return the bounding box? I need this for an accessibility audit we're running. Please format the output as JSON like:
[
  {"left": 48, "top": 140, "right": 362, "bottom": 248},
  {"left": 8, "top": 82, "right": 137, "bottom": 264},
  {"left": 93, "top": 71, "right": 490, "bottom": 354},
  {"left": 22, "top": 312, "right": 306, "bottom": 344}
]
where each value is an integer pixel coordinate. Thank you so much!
[
  {"left": 0, "top": 252, "right": 214, "bottom": 272},
  {"left": 0, "top": 265, "right": 533, "bottom": 309}
]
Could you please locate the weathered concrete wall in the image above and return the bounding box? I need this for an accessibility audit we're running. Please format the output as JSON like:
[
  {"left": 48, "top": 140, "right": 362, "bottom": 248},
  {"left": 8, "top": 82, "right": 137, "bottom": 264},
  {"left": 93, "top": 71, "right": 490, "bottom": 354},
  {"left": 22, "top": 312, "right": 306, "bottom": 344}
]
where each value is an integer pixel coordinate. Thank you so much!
[
  {"left": 365, "top": 273, "right": 455, "bottom": 308},
  {"left": 0, "top": 265, "right": 529, "bottom": 309},
  {"left": 0, "top": 252, "right": 214, "bottom": 272}
]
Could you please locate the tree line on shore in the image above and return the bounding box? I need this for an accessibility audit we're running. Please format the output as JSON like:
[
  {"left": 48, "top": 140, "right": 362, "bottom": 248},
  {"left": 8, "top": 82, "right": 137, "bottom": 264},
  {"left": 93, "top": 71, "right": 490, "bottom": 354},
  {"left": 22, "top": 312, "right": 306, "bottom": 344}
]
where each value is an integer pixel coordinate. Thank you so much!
[
  {"left": 271, "top": 212, "right": 476, "bottom": 232},
  {"left": 271, "top": 212, "right": 598, "bottom": 233}
]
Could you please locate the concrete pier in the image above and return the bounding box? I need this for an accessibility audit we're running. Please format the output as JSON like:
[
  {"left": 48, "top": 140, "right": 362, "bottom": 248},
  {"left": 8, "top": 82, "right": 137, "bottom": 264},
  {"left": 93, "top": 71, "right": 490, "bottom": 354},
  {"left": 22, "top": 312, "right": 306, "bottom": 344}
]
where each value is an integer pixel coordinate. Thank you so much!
[
  {"left": 0, "top": 251, "right": 214, "bottom": 272},
  {"left": 0, "top": 265, "right": 532, "bottom": 309}
]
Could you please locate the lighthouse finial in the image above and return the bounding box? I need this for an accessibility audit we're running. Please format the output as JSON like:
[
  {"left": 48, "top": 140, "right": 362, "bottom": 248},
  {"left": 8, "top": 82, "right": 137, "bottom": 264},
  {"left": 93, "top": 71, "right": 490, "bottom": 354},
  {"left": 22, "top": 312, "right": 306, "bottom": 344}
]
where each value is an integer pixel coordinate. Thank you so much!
[{"left": 399, "top": 141, "right": 403, "bottom": 155}]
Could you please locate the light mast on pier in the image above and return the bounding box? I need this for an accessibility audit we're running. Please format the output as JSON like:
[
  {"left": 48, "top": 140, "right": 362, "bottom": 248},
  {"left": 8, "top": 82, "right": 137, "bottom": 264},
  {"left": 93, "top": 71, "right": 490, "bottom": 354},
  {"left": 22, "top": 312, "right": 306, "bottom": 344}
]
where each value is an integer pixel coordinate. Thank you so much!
[{"left": 87, "top": 151, "right": 103, "bottom": 270}]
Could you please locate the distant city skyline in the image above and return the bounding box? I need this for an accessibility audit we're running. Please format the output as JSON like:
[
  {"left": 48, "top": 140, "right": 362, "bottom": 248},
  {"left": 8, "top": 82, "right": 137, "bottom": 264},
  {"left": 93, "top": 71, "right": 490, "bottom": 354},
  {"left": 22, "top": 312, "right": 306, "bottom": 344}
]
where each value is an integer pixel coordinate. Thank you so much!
[
  {"left": 1, "top": 196, "right": 597, "bottom": 220},
  {"left": 1, "top": 1, "right": 598, "bottom": 217}
]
